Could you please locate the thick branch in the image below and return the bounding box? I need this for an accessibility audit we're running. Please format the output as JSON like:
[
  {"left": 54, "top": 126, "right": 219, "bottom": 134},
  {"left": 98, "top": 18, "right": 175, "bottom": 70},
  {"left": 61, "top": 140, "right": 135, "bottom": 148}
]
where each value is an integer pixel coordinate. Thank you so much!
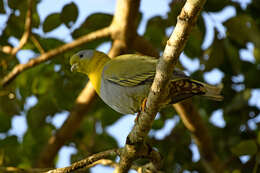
[
  {"left": 1, "top": 27, "right": 111, "bottom": 87},
  {"left": 118, "top": 0, "right": 207, "bottom": 172},
  {"left": 129, "top": 0, "right": 206, "bottom": 144},
  {"left": 131, "top": 21, "right": 224, "bottom": 172},
  {"left": 109, "top": 0, "right": 140, "bottom": 56}
]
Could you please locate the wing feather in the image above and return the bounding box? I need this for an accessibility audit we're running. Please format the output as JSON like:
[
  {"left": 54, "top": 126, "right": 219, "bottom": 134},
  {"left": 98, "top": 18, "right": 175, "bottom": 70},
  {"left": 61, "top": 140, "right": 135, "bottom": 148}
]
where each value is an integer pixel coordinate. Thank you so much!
[
  {"left": 103, "top": 54, "right": 188, "bottom": 87},
  {"left": 103, "top": 54, "right": 157, "bottom": 87}
]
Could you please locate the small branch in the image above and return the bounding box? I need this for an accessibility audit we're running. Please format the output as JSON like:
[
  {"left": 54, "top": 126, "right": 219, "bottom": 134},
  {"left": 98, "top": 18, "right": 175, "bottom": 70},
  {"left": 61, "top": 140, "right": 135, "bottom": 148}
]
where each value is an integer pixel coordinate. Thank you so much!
[
  {"left": 115, "top": 144, "right": 163, "bottom": 173},
  {"left": 118, "top": 0, "right": 207, "bottom": 172},
  {"left": 11, "top": 0, "right": 33, "bottom": 55},
  {"left": 86, "top": 159, "right": 118, "bottom": 169},
  {"left": 0, "top": 45, "right": 13, "bottom": 54},
  {"left": 1, "top": 27, "right": 111, "bottom": 87},
  {"left": 31, "top": 34, "right": 45, "bottom": 54},
  {"left": 137, "top": 163, "right": 164, "bottom": 173},
  {"left": 46, "top": 149, "right": 120, "bottom": 173}
]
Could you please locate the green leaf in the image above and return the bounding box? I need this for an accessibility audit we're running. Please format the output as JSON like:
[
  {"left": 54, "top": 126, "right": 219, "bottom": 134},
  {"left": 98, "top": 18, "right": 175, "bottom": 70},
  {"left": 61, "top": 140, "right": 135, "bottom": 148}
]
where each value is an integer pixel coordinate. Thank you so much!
[
  {"left": 0, "top": 136, "right": 21, "bottom": 165},
  {"left": 257, "top": 132, "right": 260, "bottom": 145},
  {"left": 7, "top": 0, "right": 24, "bottom": 9},
  {"left": 60, "top": 2, "right": 78, "bottom": 28},
  {"left": 72, "top": 13, "right": 112, "bottom": 38},
  {"left": 42, "top": 13, "right": 62, "bottom": 33},
  {"left": 0, "top": 0, "right": 5, "bottom": 14},
  {"left": 204, "top": 0, "right": 229, "bottom": 11},
  {"left": 184, "top": 26, "right": 203, "bottom": 58},
  {"left": 254, "top": 47, "right": 260, "bottom": 63},
  {"left": 0, "top": 112, "right": 11, "bottom": 132},
  {"left": 225, "top": 15, "right": 260, "bottom": 48},
  {"left": 231, "top": 140, "right": 258, "bottom": 156},
  {"left": 203, "top": 38, "right": 225, "bottom": 71},
  {"left": 144, "top": 16, "right": 168, "bottom": 50}
]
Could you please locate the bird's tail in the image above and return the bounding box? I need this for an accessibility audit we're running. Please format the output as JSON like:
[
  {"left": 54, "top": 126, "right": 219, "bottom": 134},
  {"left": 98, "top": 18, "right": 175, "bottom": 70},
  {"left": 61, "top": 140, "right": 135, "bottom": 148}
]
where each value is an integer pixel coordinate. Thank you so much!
[{"left": 193, "top": 80, "right": 223, "bottom": 101}]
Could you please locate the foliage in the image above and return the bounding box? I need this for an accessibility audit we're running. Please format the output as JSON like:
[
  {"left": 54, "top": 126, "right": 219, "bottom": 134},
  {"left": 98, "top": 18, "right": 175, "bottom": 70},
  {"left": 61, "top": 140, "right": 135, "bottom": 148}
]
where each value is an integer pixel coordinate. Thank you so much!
[{"left": 0, "top": 0, "right": 260, "bottom": 172}]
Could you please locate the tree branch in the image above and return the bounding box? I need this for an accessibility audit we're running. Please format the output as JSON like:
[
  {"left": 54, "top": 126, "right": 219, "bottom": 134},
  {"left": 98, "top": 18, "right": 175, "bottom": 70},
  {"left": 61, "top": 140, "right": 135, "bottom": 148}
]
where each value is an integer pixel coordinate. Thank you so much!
[
  {"left": 1, "top": 27, "right": 111, "bottom": 87},
  {"left": 109, "top": 0, "right": 140, "bottom": 56},
  {"left": 11, "top": 0, "right": 33, "bottom": 55},
  {"left": 131, "top": 18, "right": 224, "bottom": 173},
  {"left": 46, "top": 148, "right": 120, "bottom": 173},
  {"left": 31, "top": 34, "right": 45, "bottom": 54},
  {"left": 117, "top": 0, "right": 207, "bottom": 172}
]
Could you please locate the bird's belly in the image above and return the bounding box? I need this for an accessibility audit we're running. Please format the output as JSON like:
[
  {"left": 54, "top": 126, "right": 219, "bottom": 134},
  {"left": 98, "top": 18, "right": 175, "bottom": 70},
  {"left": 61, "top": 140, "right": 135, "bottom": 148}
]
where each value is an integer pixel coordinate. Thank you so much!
[{"left": 99, "top": 79, "right": 150, "bottom": 115}]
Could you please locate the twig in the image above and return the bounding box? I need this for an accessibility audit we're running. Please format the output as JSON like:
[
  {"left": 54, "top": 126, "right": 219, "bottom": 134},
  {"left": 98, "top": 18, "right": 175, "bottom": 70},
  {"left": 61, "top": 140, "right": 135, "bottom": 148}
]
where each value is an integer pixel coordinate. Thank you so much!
[
  {"left": 31, "top": 34, "right": 45, "bottom": 54},
  {"left": 117, "top": 0, "right": 207, "bottom": 172},
  {"left": 85, "top": 159, "right": 118, "bottom": 169},
  {"left": 11, "top": 0, "right": 33, "bottom": 55},
  {"left": 45, "top": 149, "right": 120, "bottom": 173},
  {"left": 0, "top": 0, "right": 33, "bottom": 55},
  {"left": 1, "top": 27, "right": 111, "bottom": 87}
]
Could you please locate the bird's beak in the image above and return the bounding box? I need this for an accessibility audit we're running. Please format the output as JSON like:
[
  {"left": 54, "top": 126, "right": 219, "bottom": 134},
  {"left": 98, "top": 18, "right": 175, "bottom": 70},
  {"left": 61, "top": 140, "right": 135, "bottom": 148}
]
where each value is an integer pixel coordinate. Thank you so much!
[{"left": 71, "top": 63, "right": 78, "bottom": 72}]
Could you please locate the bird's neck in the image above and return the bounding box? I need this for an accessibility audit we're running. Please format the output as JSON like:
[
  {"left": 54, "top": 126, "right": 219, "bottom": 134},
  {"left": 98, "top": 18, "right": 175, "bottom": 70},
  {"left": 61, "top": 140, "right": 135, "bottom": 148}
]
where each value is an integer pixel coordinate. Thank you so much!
[{"left": 88, "top": 53, "right": 110, "bottom": 95}]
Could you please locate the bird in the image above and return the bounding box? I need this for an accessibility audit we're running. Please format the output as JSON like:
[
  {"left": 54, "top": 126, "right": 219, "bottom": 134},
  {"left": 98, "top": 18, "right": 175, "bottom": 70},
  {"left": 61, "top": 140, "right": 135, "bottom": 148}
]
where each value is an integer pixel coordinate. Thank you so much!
[{"left": 70, "top": 50, "right": 223, "bottom": 115}]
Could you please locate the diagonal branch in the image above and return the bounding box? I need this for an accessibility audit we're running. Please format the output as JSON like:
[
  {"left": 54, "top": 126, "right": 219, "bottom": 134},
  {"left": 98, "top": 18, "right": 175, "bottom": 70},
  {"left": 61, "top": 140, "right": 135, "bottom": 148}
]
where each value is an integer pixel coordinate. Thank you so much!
[
  {"left": 117, "top": 0, "right": 207, "bottom": 172},
  {"left": 31, "top": 34, "right": 45, "bottom": 54},
  {"left": 131, "top": 18, "right": 224, "bottom": 173},
  {"left": 1, "top": 27, "right": 111, "bottom": 87},
  {"left": 46, "top": 148, "right": 120, "bottom": 173}
]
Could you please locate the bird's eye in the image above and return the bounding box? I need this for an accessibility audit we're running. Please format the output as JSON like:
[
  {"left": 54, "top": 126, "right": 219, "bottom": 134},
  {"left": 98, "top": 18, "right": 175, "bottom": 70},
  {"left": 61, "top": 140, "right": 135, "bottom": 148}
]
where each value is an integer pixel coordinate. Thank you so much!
[{"left": 79, "top": 54, "right": 84, "bottom": 58}]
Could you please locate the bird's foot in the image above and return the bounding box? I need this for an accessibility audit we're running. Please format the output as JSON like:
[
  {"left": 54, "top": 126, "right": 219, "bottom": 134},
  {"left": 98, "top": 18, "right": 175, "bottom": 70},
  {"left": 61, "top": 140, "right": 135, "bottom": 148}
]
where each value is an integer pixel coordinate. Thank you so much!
[{"left": 135, "top": 98, "right": 147, "bottom": 123}]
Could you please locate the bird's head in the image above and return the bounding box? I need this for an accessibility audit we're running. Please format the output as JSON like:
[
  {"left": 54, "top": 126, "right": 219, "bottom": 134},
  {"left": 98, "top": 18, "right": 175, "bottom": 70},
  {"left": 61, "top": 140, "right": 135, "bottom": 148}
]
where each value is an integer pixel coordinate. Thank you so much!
[{"left": 70, "top": 49, "right": 95, "bottom": 74}]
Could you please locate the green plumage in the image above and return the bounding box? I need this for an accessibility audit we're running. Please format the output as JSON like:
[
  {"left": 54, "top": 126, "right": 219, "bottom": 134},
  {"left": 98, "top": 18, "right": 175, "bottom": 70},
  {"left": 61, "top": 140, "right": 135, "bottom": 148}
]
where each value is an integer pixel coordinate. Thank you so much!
[{"left": 70, "top": 50, "right": 223, "bottom": 114}]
